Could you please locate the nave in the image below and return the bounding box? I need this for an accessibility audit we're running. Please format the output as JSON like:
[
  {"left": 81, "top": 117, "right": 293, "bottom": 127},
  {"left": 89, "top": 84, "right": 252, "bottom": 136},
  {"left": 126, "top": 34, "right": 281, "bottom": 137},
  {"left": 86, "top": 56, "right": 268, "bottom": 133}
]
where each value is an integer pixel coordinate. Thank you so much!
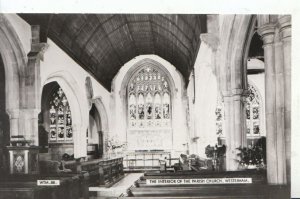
[{"left": 0, "top": 13, "right": 291, "bottom": 198}]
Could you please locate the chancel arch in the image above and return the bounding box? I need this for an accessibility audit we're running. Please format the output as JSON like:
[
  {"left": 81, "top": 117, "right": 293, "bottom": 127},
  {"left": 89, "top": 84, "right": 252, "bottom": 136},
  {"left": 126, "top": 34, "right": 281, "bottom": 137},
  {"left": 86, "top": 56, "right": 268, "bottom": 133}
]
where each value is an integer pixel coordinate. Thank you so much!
[{"left": 112, "top": 56, "right": 188, "bottom": 158}]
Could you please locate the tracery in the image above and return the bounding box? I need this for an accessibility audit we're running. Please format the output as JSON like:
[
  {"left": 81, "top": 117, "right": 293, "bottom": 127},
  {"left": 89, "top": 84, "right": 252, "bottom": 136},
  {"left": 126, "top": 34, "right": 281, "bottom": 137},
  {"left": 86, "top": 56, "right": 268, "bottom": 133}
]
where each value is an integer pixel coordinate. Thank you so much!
[
  {"left": 49, "top": 87, "right": 73, "bottom": 142},
  {"left": 245, "top": 84, "right": 261, "bottom": 136},
  {"left": 128, "top": 66, "right": 171, "bottom": 129}
]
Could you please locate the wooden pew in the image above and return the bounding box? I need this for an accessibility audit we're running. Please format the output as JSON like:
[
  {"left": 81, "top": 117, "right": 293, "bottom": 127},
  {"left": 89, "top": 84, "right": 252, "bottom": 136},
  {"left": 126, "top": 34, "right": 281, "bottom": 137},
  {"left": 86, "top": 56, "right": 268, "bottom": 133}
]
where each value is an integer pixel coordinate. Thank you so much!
[
  {"left": 144, "top": 169, "right": 266, "bottom": 177},
  {"left": 98, "top": 157, "right": 124, "bottom": 187},
  {"left": 57, "top": 157, "right": 124, "bottom": 187},
  {"left": 0, "top": 157, "right": 125, "bottom": 199},
  {"left": 120, "top": 169, "right": 288, "bottom": 198},
  {"left": 142, "top": 170, "right": 267, "bottom": 184},
  {"left": 122, "top": 184, "right": 289, "bottom": 199},
  {"left": 125, "top": 184, "right": 267, "bottom": 197},
  {"left": 0, "top": 174, "right": 84, "bottom": 199}
]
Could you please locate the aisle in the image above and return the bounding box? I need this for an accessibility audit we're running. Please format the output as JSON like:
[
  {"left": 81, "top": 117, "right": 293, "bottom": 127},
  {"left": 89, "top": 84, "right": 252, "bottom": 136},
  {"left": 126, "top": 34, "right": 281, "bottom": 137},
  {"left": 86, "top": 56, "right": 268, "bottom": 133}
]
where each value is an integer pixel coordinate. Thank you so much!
[{"left": 89, "top": 173, "right": 143, "bottom": 198}]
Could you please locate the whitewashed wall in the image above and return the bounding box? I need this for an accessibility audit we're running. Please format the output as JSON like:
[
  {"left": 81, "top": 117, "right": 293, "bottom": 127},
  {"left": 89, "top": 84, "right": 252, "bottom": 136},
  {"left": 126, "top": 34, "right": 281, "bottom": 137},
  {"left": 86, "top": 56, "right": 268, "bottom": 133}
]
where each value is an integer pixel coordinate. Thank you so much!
[
  {"left": 188, "top": 42, "right": 219, "bottom": 158},
  {"left": 6, "top": 14, "right": 112, "bottom": 159},
  {"left": 40, "top": 39, "right": 111, "bottom": 158}
]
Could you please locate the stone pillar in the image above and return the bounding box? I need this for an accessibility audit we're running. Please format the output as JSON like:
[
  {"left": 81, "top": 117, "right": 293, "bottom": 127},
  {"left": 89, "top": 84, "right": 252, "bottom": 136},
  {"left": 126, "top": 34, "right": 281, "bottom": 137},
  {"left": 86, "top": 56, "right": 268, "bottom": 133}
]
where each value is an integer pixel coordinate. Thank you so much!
[
  {"left": 19, "top": 25, "right": 48, "bottom": 146},
  {"left": 224, "top": 90, "right": 247, "bottom": 171},
  {"left": 20, "top": 109, "right": 40, "bottom": 146},
  {"left": 278, "top": 15, "right": 291, "bottom": 185},
  {"left": 7, "top": 109, "right": 20, "bottom": 137},
  {"left": 224, "top": 94, "right": 233, "bottom": 170},
  {"left": 258, "top": 23, "right": 279, "bottom": 184},
  {"left": 274, "top": 40, "right": 286, "bottom": 184}
]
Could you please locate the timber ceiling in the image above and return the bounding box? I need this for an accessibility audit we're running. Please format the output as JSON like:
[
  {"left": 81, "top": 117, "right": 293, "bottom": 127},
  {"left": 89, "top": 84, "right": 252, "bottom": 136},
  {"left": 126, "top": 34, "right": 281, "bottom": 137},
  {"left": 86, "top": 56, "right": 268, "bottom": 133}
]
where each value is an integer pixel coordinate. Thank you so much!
[{"left": 19, "top": 14, "right": 207, "bottom": 90}]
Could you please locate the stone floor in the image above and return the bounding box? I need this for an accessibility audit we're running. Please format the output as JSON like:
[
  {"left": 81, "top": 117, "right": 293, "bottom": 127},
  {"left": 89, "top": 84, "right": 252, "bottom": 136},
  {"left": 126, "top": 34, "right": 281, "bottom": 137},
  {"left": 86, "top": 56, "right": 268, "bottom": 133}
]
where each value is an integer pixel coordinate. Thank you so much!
[{"left": 89, "top": 173, "right": 143, "bottom": 198}]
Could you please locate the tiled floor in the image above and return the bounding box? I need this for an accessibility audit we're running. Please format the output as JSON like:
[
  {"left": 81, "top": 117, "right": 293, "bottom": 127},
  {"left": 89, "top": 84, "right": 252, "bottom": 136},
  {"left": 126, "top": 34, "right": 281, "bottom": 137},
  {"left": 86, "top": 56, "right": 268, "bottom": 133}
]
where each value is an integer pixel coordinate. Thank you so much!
[{"left": 89, "top": 173, "right": 143, "bottom": 198}]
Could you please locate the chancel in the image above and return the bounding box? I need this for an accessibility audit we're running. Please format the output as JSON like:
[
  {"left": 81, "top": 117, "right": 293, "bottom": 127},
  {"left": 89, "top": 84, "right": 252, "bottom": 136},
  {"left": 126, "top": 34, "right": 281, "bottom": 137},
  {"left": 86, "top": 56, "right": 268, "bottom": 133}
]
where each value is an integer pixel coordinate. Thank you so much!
[{"left": 0, "top": 14, "right": 291, "bottom": 198}]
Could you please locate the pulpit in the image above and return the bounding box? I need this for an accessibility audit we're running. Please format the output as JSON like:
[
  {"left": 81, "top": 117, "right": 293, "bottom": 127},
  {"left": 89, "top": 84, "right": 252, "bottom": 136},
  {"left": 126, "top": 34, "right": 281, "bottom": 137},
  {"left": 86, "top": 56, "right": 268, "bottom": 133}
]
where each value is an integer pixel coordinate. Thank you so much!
[{"left": 6, "top": 136, "right": 39, "bottom": 174}]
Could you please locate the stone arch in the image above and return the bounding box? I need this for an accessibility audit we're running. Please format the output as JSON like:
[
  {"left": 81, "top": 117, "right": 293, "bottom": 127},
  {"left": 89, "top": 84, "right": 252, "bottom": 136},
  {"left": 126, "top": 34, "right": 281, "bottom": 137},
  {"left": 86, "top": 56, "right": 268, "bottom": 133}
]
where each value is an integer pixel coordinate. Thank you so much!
[
  {"left": 0, "top": 14, "right": 27, "bottom": 174},
  {"left": 219, "top": 15, "right": 254, "bottom": 94},
  {"left": 43, "top": 70, "right": 88, "bottom": 158},
  {"left": 92, "top": 97, "right": 110, "bottom": 156},
  {"left": 110, "top": 56, "right": 188, "bottom": 155},
  {"left": 242, "top": 15, "right": 258, "bottom": 78},
  {"left": 218, "top": 15, "right": 257, "bottom": 170},
  {"left": 93, "top": 98, "right": 109, "bottom": 133},
  {"left": 0, "top": 14, "right": 27, "bottom": 136},
  {"left": 117, "top": 57, "right": 182, "bottom": 152}
]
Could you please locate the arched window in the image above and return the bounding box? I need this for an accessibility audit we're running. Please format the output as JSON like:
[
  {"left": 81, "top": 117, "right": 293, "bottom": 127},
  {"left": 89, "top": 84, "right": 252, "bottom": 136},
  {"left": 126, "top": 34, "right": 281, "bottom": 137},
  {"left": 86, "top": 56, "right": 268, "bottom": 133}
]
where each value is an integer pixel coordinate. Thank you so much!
[
  {"left": 49, "top": 86, "right": 73, "bottom": 142},
  {"left": 245, "top": 84, "right": 261, "bottom": 137},
  {"left": 215, "top": 83, "right": 261, "bottom": 138},
  {"left": 128, "top": 66, "right": 171, "bottom": 129}
]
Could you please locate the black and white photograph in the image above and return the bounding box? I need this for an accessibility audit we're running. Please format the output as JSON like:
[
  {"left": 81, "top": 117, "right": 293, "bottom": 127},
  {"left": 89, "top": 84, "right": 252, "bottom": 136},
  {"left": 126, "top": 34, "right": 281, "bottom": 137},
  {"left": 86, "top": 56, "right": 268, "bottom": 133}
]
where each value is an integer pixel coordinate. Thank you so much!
[{"left": 0, "top": 1, "right": 298, "bottom": 198}]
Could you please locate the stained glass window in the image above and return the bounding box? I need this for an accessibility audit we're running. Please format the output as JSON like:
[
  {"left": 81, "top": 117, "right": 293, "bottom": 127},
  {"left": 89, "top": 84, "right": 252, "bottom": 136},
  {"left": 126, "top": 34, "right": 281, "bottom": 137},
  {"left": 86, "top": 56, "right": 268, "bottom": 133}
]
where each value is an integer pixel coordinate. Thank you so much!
[
  {"left": 245, "top": 84, "right": 261, "bottom": 136},
  {"left": 128, "top": 66, "right": 171, "bottom": 129},
  {"left": 215, "top": 93, "right": 225, "bottom": 136},
  {"left": 215, "top": 84, "right": 261, "bottom": 137},
  {"left": 49, "top": 87, "right": 73, "bottom": 142}
]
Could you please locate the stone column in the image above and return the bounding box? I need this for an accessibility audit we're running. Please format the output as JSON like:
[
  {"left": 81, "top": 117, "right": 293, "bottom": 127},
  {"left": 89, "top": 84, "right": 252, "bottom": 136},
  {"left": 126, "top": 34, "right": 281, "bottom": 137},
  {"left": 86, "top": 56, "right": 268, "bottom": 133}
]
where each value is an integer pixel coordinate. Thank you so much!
[
  {"left": 224, "top": 89, "right": 247, "bottom": 171},
  {"left": 20, "top": 25, "right": 48, "bottom": 146},
  {"left": 223, "top": 94, "right": 233, "bottom": 170},
  {"left": 258, "top": 23, "right": 278, "bottom": 184},
  {"left": 6, "top": 109, "right": 20, "bottom": 137},
  {"left": 20, "top": 109, "right": 40, "bottom": 146},
  {"left": 274, "top": 40, "right": 286, "bottom": 184},
  {"left": 278, "top": 15, "right": 291, "bottom": 185}
]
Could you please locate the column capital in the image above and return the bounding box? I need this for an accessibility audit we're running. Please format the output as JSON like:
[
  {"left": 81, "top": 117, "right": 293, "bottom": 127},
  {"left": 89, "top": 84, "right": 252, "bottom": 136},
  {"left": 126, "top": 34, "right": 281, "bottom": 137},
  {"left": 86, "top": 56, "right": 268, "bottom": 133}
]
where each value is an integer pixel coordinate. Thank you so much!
[
  {"left": 200, "top": 33, "right": 219, "bottom": 51},
  {"left": 257, "top": 23, "right": 276, "bottom": 46},
  {"left": 222, "top": 88, "right": 247, "bottom": 98},
  {"left": 6, "top": 109, "right": 20, "bottom": 119},
  {"left": 278, "top": 15, "right": 291, "bottom": 40},
  {"left": 20, "top": 109, "right": 41, "bottom": 118}
]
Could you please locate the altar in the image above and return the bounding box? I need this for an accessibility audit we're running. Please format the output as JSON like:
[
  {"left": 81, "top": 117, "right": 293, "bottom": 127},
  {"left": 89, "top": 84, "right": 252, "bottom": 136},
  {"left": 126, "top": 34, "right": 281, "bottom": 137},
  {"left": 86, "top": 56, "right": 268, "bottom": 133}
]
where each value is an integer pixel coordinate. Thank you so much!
[{"left": 127, "top": 128, "right": 172, "bottom": 151}]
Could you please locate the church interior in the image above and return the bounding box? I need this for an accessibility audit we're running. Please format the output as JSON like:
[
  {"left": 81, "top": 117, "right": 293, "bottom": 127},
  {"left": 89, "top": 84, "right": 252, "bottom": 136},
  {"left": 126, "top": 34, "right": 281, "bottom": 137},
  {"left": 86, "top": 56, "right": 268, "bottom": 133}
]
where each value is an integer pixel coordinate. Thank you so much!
[{"left": 0, "top": 13, "right": 292, "bottom": 198}]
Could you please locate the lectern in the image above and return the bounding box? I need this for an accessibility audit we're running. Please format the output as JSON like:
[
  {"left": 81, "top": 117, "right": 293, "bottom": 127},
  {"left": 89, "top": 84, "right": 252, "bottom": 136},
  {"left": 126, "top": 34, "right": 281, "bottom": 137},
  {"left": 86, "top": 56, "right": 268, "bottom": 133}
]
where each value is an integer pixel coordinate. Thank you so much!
[{"left": 6, "top": 136, "right": 39, "bottom": 174}]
